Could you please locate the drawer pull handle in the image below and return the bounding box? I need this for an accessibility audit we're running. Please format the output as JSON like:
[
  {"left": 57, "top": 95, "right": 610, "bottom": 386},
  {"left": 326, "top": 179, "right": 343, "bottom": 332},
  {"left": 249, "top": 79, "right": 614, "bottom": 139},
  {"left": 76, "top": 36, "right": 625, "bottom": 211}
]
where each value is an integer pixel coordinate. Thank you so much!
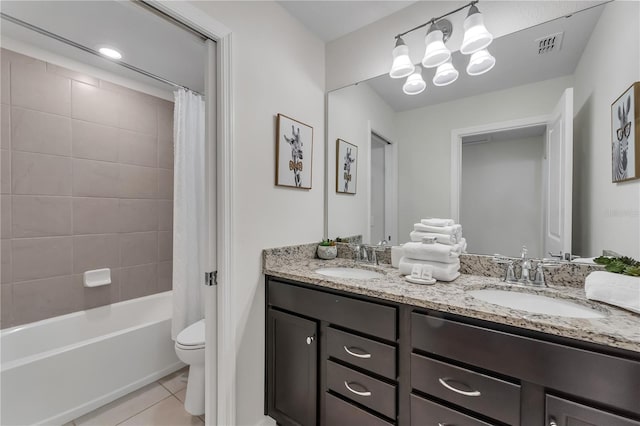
[
  {"left": 344, "top": 381, "right": 372, "bottom": 397},
  {"left": 343, "top": 346, "right": 372, "bottom": 359},
  {"left": 549, "top": 418, "right": 557, "bottom": 426},
  {"left": 438, "top": 378, "right": 481, "bottom": 397}
]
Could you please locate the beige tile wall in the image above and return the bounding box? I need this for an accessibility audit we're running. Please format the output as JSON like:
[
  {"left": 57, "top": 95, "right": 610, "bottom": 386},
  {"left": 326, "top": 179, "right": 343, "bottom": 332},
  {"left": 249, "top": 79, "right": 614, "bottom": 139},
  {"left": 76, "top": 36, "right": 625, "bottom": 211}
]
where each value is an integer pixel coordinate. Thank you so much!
[{"left": 0, "top": 49, "right": 174, "bottom": 328}]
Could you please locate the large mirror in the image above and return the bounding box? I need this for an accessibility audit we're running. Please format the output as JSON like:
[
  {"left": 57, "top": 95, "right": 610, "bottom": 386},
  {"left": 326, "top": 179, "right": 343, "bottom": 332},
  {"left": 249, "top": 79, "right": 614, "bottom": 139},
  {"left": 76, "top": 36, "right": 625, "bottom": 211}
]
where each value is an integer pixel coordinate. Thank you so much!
[{"left": 326, "top": 1, "right": 640, "bottom": 260}]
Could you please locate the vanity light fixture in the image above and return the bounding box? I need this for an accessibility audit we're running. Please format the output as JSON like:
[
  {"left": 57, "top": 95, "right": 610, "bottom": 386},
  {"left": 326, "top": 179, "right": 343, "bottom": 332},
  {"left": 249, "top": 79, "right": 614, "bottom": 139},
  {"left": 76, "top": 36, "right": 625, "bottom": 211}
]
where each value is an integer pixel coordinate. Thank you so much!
[
  {"left": 98, "top": 46, "right": 122, "bottom": 60},
  {"left": 402, "top": 65, "right": 426, "bottom": 95},
  {"left": 389, "top": 0, "right": 494, "bottom": 95}
]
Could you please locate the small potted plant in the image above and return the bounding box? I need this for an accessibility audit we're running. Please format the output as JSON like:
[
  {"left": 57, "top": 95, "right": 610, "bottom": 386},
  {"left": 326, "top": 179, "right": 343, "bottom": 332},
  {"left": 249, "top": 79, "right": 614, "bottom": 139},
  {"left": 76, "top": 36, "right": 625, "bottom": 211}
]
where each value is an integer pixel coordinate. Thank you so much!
[{"left": 317, "top": 239, "right": 337, "bottom": 260}]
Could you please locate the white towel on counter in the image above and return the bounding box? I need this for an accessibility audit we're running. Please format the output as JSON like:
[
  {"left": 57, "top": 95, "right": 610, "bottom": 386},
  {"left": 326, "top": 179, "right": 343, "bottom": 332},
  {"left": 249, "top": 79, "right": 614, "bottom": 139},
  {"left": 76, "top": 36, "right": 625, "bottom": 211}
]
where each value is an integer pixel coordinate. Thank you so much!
[
  {"left": 410, "top": 231, "right": 459, "bottom": 245},
  {"left": 414, "top": 223, "right": 462, "bottom": 238},
  {"left": 399, "top": 257, "right": 460, "bottom": 282},
  {"left": 403, "top": 242, "right": 460, "bottom": 264},
  {"left": 585, "top": 271, "right": 640, "bottom": 314},
  {"left": 420, "top": 218, "right": 455, "bottom": 227}
]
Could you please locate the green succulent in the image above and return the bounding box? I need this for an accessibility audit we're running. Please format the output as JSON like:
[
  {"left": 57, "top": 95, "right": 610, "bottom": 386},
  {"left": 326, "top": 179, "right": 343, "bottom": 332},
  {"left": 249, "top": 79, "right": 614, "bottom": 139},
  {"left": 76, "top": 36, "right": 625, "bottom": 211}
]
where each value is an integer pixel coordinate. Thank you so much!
[{"left": 594, "top": 255, "right": 640, "bottom": 276}]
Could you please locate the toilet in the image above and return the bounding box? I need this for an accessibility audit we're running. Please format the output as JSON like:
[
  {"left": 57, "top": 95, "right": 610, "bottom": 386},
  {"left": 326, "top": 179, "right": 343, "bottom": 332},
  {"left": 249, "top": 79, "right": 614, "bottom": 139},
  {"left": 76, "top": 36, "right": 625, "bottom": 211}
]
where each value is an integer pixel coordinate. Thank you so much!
[{"left": 175, "top": 319, "right": 205, "bottom": 415}]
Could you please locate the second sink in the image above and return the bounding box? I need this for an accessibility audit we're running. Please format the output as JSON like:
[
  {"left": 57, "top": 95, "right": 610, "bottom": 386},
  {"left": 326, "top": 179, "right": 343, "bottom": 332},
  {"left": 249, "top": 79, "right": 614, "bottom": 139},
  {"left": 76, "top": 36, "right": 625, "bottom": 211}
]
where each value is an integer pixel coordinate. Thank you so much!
[
  {"left": 467, "top": 289, "right": 606, "bottom": 319},
  {"left": 315, "top": 267, "right": 384, "bottom": 280}
]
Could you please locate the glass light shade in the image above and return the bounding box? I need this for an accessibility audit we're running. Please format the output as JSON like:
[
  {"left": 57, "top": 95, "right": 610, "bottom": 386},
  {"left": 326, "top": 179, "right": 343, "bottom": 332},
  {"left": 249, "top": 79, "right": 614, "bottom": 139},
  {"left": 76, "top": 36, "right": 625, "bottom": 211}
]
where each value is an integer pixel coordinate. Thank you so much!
[
  {"left": 466, "top": 49, "right": 496, "bottom": 76},
  {"left": 403, "top": 66, "right": 426, "bottom": 95},
  {"left": 422, "top": 29, "right": 451, "bottom": 68},
  {"left": 389, "top": 43, "right": 415, "bottom": 79},
  {"left": 460, "top": 9, "right": 493, "bottom": 55},
  {"left": 432, "top": 59, "right": 459, "bottom": 86}
]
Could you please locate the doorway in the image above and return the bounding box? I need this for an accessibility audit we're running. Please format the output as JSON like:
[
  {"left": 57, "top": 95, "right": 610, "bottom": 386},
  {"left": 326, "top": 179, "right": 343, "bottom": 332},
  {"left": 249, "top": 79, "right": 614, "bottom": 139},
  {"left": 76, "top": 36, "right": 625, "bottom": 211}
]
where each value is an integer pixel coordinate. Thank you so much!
[{"left": 369, "top": 131, "right": 397, "bottom": 245}]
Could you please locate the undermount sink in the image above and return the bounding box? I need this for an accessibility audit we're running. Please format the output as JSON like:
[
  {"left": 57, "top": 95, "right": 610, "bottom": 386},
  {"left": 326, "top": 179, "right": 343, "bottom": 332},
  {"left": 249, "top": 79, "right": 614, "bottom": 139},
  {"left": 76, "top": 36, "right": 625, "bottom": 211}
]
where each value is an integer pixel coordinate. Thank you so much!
[
  {"left": 467, "top": 289, "right": 606, "bottom": 319},
  {"left": 315, "top": 267, "right": 384, "bottom": 280}
]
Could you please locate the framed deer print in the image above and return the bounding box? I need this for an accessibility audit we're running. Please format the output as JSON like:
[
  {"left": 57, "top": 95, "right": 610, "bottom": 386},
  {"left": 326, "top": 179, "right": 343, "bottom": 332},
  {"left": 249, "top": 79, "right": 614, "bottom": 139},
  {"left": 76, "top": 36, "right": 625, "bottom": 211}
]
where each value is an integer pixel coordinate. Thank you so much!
[
  {"left": 336, "top": 139, "right": 357, "bottom": 194},
  {"left": 611, "top": 82, "right": 640, "bottom": 182},
  {"left": 276, "top": 113, "right": 313, "bottom": 189}
]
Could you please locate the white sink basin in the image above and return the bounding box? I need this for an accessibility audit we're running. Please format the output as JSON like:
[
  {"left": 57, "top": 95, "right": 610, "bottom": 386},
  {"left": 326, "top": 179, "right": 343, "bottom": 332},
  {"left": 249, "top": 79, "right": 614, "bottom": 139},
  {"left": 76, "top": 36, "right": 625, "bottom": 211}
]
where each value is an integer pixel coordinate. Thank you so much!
[
  {"left": 467, "top": 289, "right": 606, "bottom": 319},
  {"left": 315, "top": 267, "right": 384, "bottom": 280}
]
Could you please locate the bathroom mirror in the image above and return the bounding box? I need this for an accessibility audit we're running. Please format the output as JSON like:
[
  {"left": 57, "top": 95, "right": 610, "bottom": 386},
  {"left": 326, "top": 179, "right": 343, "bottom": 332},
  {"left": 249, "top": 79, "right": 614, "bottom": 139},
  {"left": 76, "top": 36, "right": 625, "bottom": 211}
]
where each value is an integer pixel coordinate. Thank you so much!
[{"left": 326, "top": 2, "right": 640, "bottom": 259}]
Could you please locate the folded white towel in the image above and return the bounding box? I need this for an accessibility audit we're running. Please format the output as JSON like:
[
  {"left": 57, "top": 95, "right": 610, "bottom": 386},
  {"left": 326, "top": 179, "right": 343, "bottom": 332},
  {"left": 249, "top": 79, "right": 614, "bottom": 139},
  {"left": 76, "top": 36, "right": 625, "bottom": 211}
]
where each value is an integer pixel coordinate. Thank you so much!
[
  {"left": 421, "top": 218, "right": 455, "bottom": 227},
  {"left": 585, "top": 271, "right": 640, "bottom": 314},
  {"left": 399, "top": 257, "right": 460, "bottom": 282},
  {"left": 410, "top": 231, "right": 459, "bottom": 245},
  {"left": 414, "top": 223, "right": 462, "bottom": 239},
  {"left": 403, "top": 242, "right": 460, "bottom": 264}
]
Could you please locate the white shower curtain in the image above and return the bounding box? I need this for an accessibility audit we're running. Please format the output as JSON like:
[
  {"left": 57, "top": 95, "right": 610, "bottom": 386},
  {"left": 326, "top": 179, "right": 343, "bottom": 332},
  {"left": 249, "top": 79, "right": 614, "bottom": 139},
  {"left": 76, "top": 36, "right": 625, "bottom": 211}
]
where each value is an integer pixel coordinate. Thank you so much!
[{"left": 172, "top": 89, "right": 206, "bottom": 340}]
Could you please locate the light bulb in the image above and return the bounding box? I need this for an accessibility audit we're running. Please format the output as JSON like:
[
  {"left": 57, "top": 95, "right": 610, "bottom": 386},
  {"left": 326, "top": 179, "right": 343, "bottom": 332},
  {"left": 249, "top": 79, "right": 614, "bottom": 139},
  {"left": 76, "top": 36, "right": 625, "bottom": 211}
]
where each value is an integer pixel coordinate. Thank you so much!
[
  {"left": 389, "top": 37, "right": 415, "bottom": 79},
  {"left": 433, "top": 59, "right": 459, "bottom": 86},
  {"left": 460, "top": 6, "right": 493, "bottom": 55},
  {"left": 422, "top": 25, "right": 451, "bottom": 68},
  {"left": 403, "top": 65, "right": 426, "bottom": 95},
  {"left": 466, "top": 49, "right": 496, "bottom": 76},
  {"left": 98, "top": 47, "right": 122, "bottom": 60}
]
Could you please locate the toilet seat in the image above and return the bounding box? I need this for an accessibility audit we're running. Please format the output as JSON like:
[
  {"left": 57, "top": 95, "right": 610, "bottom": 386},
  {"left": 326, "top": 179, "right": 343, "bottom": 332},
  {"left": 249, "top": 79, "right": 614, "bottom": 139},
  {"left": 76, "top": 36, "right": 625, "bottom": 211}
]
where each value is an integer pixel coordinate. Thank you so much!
[{"left": 176, "top": 319, "right": 205, "bottom": 349}]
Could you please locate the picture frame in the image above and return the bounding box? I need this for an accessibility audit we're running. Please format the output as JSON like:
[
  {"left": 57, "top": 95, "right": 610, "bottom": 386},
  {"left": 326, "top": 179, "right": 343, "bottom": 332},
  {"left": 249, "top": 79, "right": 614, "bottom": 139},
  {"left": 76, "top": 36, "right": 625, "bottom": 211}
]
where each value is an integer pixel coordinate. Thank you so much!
[
  {"left": 611, "top": 82, "right": 640, "bottom": 183},
  {"left": 336, "top": 139, "right": 358, "bottom": 194},
  {"left": 275, "top": 113, "right": 313, "bottom": 189}
]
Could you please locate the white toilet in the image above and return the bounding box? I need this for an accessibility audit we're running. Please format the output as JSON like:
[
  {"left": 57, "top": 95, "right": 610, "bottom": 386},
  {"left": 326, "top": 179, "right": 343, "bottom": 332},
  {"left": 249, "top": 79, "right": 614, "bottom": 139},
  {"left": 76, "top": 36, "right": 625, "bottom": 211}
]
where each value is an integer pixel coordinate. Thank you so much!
[{"left": 175, "top": 319, "right": 205, "bottom": 415}]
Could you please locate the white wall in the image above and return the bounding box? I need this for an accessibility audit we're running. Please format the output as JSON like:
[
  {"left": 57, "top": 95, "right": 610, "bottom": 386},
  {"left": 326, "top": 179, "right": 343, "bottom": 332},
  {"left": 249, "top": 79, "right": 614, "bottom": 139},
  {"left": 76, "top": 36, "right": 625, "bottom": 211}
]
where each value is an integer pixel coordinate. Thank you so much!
[
  {"left": 394, "top": 75, "right": 572, "bottom": 242},
  {"left": 327, "top": 82, "right": 395, "bottom": 243},
  {"left": 573, "top": 1, "right": 640, "bottom": 259},
  {"left": 326, "top": 1, "right": 600, "bottom": 90},
  {"left": 461, "top": 136, "right": 544, "bottom": 258},
  {"left": 192, "top": 2, "right": 325, "bottom": 425}
]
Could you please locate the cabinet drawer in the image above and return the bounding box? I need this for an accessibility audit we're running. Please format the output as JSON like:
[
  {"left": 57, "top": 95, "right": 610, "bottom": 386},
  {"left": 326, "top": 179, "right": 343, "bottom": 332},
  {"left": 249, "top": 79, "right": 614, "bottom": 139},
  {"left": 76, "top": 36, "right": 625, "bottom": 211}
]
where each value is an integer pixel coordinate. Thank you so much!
[
  {"left": 546, "top": 395, "right": 640, "bottom": 426},
  {"left": 327, "top": 327, "right": 396, "bottom": 380},
  {"left": 268, "top": 279, "right": 397, "bottom": 341},
  {"left": 411, "top": 353, "right": 520, "bottom": 425},
  {"left": 326, "top": 360, "right": 396, "bottom": 420},
  {"left": 410, "top": 394, "right": 492, "bottom": 426},
  {"left": 325, "top": 393, "right": 393, "bottom": 426},
  {"left": 411, "top": 312, "right": 640, "bottom": 415}
]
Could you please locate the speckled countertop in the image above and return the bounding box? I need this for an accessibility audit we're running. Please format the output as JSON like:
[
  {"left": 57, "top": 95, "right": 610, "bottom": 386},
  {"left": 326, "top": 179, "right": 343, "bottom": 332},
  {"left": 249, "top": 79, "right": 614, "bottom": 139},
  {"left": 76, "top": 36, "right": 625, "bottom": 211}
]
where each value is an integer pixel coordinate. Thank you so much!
[{"left": 263, "top": 247, "right": 640, "bottom": 353}]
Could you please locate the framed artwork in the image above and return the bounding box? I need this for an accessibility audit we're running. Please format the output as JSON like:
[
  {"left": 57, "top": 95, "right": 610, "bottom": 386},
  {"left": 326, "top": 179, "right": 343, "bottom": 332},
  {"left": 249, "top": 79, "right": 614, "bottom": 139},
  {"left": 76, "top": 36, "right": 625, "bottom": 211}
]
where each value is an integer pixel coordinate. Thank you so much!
[
  {"left": 336, "top": 139, "right": 357, "bottom": 194},
  {"left": 276, "top": 113, "right": 313, "bottom": 189},
  {"left": 611, "top": 82, "right": 640, "bottom": 182}
]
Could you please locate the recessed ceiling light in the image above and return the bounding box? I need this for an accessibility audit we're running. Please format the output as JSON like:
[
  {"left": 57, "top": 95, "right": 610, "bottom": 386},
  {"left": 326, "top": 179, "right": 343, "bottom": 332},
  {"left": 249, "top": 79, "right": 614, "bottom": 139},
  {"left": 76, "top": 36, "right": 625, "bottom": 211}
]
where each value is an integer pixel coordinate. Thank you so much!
[{"left": 98, "top": 47, "right": 122, "bottom": 60}]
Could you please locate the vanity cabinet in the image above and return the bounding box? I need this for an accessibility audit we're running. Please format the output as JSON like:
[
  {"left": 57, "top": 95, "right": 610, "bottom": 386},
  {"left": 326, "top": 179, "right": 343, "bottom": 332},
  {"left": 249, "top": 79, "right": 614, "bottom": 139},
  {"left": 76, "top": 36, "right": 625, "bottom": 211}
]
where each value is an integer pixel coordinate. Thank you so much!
[{"left": 265, "top": 276, "right": 640, "bottom": 426}]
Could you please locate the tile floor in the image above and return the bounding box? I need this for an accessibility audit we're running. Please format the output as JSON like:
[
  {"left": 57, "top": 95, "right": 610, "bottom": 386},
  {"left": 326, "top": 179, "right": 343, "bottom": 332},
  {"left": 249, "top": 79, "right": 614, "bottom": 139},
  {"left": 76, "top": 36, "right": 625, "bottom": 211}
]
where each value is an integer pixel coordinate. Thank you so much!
[{"left": 63, "top": 367, "right": 204, "bottom": 426}]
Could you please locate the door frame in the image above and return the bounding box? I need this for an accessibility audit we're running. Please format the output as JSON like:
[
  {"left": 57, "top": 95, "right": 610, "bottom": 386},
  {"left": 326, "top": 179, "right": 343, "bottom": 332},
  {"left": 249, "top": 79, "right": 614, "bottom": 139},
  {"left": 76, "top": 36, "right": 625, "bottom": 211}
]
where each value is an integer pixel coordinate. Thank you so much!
[
  {"left": 367, "top": 123, "right": 398, "bottom": 245},
  {"left": 146, "top": 2, "right": 235, "bottom": 426},
  {"left": 450, "top": 115, "right": 549, "bottom": 223}
]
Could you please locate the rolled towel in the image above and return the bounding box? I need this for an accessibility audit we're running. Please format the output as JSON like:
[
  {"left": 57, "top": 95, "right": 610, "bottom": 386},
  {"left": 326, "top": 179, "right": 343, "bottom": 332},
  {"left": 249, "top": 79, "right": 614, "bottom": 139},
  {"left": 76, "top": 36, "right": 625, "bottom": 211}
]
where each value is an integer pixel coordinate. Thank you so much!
[
  {"left": 399, "top": 257, "right": 460, "bottom": 282},
  {"left": 421, "top": 218, "right": 455, "bottom": 227},
  {"left": 403, "top": 242, "right": 459, "bottom": 264},
  {"left": 585, "top": 271, "right": 640, "bottom": 314},
  {"left": 410, "top": 231, "right": 458, "bottom": 245},
  {"left": 414, "top": 223, "right": 462, "bottom": 239}
]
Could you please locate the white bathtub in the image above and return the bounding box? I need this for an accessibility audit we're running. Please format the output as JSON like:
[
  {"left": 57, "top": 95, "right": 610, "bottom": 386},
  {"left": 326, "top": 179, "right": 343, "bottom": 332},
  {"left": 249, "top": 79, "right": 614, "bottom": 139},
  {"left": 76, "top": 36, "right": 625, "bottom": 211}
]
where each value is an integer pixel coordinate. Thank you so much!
[{"left": 1, "top": 291, "right": 183, "bottom": 426}]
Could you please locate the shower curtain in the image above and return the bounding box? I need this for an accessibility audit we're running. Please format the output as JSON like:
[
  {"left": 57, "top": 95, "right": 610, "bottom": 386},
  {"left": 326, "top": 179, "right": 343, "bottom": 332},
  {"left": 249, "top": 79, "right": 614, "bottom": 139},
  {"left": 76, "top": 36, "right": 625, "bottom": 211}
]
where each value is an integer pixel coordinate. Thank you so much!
[{"left": 172, "top": 89, "right": 206, "bottom": 340}]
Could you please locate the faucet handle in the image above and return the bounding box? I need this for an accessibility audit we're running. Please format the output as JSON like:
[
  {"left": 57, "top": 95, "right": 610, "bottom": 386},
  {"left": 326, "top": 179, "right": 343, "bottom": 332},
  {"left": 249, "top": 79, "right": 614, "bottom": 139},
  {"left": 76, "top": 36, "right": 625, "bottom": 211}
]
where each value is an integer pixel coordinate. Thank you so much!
[{"left": 521, "top": 246, "right": 528, "bottom": 259}]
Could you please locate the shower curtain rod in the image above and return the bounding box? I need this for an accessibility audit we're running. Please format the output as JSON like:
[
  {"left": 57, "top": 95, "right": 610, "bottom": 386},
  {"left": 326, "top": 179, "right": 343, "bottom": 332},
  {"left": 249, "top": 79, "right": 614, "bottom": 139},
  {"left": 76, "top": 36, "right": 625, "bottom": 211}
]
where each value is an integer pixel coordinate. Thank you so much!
[{"left": 0, "top": 12, "right": 204, "bottom": 96}]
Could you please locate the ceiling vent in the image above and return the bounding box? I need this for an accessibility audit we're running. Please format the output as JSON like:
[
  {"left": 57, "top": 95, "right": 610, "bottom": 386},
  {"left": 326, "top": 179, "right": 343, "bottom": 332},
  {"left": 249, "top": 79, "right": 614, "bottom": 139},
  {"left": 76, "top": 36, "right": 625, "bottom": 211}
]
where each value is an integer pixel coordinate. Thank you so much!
[{"left": 536, "top": 32, "right": 564, "bottom": 54}]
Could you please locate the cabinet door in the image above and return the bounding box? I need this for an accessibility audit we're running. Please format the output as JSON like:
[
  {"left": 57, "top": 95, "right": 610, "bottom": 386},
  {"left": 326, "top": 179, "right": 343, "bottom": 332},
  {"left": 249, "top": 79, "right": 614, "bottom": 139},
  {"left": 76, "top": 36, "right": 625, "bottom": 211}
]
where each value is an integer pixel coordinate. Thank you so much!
[
  {"left": 547, "top": 395, "right": 640, "bottom": 426},
  {"left": 267, "top": 308, "right": 318, "bottom": 426}
]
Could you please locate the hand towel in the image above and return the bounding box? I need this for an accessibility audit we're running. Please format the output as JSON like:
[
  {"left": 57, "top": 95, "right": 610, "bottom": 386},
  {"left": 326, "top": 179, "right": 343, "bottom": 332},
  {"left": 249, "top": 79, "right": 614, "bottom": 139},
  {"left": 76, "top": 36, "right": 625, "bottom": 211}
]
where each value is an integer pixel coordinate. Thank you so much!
[
  {"left": 414, "top": 223, "right": 462, "bottom": 238},
  {"left": 403, "top": 242, "right": 460, "bottom": 264},
  {"left": 420, "top": 218, "right": 455, "bottom": 227},
  {"left": 391, "top": 246, "right": 404, "bottom": 268},
  {"left": 585, "top": 271, "right": 640, "bottom": 314},
  {"left": 399, "top": 257, "right": 460, "bottom": 282},
  {"left": 410, "top": 231, "right": 459, "bottom": 245}
]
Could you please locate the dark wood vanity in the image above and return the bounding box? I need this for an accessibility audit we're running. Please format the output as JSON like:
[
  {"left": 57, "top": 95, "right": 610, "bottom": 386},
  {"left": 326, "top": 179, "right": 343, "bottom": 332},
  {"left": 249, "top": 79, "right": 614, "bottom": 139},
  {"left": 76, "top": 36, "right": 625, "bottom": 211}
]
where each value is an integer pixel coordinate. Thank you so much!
[{"left": 265, "top": 276, "right": 640, "bottom": 426}]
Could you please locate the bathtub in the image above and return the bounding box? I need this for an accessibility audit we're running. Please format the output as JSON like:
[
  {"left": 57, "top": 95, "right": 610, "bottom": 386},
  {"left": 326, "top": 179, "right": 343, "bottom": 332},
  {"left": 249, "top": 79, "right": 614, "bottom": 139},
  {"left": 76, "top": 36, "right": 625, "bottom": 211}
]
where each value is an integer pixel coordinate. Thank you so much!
[{"left": 1, "top": 291, "right": 183, "bottom": 426}]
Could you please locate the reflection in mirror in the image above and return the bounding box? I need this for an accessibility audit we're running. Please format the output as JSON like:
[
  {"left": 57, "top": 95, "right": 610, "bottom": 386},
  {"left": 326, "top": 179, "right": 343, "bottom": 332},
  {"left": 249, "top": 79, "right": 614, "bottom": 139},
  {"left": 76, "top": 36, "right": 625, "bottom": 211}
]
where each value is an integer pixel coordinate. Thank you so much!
[{"left": 326, "top": 2, "right": 640, "bottom": 260}]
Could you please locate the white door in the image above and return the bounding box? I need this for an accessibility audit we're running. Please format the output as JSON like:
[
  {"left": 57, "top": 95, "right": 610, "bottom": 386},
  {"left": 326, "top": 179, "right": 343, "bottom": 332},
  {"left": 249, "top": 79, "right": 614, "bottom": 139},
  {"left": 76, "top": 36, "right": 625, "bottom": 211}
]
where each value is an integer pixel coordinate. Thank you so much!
[
  {"left": 543, "top": 88, "right": 573, "bottom": 259},
  {"left": 370, "top": 135, "right": 386, "bottom": 243}
]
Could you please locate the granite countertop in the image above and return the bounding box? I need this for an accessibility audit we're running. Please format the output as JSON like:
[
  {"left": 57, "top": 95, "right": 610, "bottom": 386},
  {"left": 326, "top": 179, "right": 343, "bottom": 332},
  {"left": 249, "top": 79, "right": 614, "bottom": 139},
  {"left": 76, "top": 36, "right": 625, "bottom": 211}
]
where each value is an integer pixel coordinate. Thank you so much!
[{"left": 263, "top": 253, "right": 640, "bottom": 353}]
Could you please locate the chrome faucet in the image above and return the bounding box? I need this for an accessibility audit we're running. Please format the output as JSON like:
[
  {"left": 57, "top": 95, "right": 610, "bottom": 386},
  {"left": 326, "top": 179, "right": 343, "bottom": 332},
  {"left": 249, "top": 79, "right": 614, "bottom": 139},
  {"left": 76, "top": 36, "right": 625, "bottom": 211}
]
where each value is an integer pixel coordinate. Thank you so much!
[
  {"left": 352, "top": 244, "right": 378, "bottom": 265},
  {"left": 493, "top": 246, "right": 560, "bottom": 287},
  {"left": 519, "top": 246, "right": 533, "bottom": 285}
]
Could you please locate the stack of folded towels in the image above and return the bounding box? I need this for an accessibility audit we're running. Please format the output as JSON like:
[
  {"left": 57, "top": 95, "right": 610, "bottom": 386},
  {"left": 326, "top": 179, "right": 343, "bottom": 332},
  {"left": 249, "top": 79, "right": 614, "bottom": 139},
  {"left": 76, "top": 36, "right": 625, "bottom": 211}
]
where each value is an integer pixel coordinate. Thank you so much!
[{"left": 399, "top": 218, "right": 466, "bottom": 282}]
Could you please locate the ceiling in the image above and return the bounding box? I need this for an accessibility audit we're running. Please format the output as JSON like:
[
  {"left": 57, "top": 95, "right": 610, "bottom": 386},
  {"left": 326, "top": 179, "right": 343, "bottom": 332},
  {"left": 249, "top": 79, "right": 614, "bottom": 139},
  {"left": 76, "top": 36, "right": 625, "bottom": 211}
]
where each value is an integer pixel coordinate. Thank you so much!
[
  {"left": 365, "top": 4, "right": 604, "bottom": 112},
  {"left": 278, "top": 1, "right": 417, "bottom": 42},
  {"left": 0, "top": 1, "right": 206, "bottom": 94}
]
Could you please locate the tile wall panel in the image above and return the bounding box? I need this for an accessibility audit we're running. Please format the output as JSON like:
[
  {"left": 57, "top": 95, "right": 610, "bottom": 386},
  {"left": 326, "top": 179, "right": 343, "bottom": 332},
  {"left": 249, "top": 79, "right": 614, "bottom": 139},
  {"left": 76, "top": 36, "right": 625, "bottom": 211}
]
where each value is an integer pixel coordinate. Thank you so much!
[{"left": 0, "top": 49, "right": 174, "bottom": 328}]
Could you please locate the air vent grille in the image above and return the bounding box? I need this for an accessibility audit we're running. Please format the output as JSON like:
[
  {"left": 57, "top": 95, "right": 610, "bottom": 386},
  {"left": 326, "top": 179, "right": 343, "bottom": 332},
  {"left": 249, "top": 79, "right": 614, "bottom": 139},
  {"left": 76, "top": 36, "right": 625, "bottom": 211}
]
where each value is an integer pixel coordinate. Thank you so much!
[{"left": 536, "top": 32, "right": 564, "bottom": 54}]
